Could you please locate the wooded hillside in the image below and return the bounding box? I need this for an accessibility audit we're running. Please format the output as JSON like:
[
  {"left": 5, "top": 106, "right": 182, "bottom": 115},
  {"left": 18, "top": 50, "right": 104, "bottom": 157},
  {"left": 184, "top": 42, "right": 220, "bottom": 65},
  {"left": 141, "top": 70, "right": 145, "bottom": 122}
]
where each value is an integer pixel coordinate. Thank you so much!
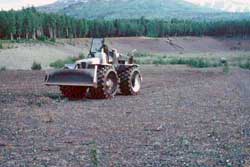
[{"left": 0, "top": 8, "right": 250, "bottom": 40}]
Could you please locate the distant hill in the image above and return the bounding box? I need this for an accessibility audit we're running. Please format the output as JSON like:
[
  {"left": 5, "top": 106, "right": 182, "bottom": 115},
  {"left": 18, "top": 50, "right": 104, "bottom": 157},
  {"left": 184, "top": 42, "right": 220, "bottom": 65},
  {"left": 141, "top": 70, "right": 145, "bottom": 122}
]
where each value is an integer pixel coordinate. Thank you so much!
[{"left": 39, "top": 0, "right": 220, "bottom": 20}]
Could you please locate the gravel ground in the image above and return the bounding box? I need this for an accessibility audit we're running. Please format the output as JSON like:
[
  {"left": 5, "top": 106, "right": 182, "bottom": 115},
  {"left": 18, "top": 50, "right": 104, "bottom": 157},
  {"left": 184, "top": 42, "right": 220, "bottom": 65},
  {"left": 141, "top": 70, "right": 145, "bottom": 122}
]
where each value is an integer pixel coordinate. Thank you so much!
[{"left": 0, "top": 65, "right": 250, "bottom": 167}]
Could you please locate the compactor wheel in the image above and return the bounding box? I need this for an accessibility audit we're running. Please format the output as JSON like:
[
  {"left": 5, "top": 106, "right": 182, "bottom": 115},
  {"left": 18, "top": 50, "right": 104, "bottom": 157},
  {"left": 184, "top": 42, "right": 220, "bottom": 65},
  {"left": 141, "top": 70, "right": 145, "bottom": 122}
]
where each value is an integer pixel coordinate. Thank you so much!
[
  {"left": 89, "top": 66, "right": 119, "bottom": 99},
  {"left": 119, "top": 67, "right": 142, "bottom": 95},
  {"left": 60, "top": 86, "right": 87, "bottom": 100}
]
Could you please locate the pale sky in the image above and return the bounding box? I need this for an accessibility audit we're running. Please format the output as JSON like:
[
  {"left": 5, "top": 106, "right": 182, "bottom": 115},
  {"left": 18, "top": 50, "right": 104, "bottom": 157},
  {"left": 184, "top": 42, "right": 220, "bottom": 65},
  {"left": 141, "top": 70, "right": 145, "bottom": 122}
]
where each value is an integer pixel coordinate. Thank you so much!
[
  {"left": 0, "top": 0, "right": 57, "bottom": 10},
  {"left": 185, "top": 0, "right": 250, "bottom": 6},
  {"left": 185, "top": 0, "right": 250, "bottom": 12}
]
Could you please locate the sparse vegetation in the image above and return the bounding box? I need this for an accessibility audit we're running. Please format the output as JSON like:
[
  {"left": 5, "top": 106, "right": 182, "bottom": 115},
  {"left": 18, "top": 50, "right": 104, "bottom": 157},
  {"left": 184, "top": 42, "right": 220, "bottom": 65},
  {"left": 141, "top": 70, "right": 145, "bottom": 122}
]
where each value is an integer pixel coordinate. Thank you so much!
[
  {"left": 0, "top": 41, "right": 3, "bottom": 49},
  {"left": 135, "top": 52, "right": 222, "bottom": 68},
  {"left": 134, "top": 52, "right": 250, "bottom": 69},
  {"left": 44, "top": 93, "right": 62, "bottom": 102},
  {"left": 50, "top": 54, "right": 85, "bottom": 69},
  {"left": 31, "top": 62, "right": 42, "bottom": 70},
  {"left": 90, "top": 143, "right": 99, "bottom": 167}
]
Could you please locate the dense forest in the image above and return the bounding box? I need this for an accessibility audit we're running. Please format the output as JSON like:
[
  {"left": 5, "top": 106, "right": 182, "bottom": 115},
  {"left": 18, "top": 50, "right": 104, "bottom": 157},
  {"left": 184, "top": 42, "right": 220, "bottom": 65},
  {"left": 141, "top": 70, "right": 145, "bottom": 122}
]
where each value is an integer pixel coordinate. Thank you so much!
[{"left": 0, "top": 8, "right": 250, "bottom": 40}]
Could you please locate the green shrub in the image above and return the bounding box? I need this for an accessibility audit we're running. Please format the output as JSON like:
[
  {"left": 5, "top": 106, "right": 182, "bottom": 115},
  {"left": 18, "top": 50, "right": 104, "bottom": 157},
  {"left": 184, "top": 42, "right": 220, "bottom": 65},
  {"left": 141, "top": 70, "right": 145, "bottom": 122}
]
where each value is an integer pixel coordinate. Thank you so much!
[
  {"left": 50, "top": 55, "right": 84, "bottom": 69},
  {"left": 50, "top": 59, "right": 66, "bottom": 69},
  {"left": 186, "top": 58, "right": 208, "bottom": 68},
  {"left": 223, "top": 62, "right": 230, "bottom": 74},
  {"left": 0, "top": 41, "right": 3, "bottom": 49},
  {"left": 49, "top": 38, "right": 56, "bottom": 43},
  {"left": 169, "top": 58, "right": 187, "bottom": 65},
  {"left": 31, "top": 61, "right": 42, "bottom": 70},
  {"left": 79, "top": 53, "right": 85, "bottom": 59},
  {"left": 90, "top": 143, "right": 99, "bottom": 167},
  {"left": 152, "top": 57, "right": 166, "bottom": 65},
  {"left": 180, "top": 58, "right": 220, "bottom": 68},
  {"left": 239, "top": 59, "right": 250, "bottom": 70},
  {"left": 134, "top": 52, "right": 151, "bottom": 57},
  {"left": 0, "top": 66, "right": 6, "bottom": 71},
  {"left": 135, "top": 58, "right": 152, "bottom": 64},
  {"left": 38, "top": 35, "right": 48, "bottom": 42}
]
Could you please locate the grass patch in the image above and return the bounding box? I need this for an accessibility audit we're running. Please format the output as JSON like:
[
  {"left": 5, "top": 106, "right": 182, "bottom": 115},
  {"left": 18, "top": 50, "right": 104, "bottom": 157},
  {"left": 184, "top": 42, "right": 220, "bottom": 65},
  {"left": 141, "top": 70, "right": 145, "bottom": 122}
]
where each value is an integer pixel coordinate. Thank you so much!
[
  {"left": 185, "top": 58, "right": 221, "bottom": 68},
  {"left": 134, "top": 52, "right": 250, "bottom": 69},
  {"left": 44, "top": 93, "right": 62, "bottom": 102},
  {"left": 135, "top": 52, "right": 221, "bottom": 68},
  {"left": 7, "top": 37, "right": 57, "bottom": 45},
  {"left": 37, "top": 35, "right": 56, "bottom": 43},
  {"left": 31, "top": 61, "right": 42, "bottom": 70},
  {"left": 50, "top": 53, "right": 85, "bottom": 69}
]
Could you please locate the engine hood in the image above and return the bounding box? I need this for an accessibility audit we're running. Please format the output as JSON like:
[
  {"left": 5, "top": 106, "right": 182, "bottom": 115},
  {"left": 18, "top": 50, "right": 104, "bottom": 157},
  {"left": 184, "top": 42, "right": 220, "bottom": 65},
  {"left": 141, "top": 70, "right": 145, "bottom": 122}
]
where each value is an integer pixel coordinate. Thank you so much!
[{"left": 76, "top": 57, "right": 101, "bottom": 65}]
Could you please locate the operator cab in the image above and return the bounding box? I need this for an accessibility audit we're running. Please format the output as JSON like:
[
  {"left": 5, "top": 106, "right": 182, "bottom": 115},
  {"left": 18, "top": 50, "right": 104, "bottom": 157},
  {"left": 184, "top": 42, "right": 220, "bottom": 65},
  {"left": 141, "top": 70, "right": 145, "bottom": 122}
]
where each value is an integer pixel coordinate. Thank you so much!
[
  {"left": 88, "top": 38, "right": 105, "bottom": 58},
  {"left": 87, "top": 38, "right": 122, "bottom": 64},
  {"left": 72, "top": 38, "right": 125, "bottom": 70}
]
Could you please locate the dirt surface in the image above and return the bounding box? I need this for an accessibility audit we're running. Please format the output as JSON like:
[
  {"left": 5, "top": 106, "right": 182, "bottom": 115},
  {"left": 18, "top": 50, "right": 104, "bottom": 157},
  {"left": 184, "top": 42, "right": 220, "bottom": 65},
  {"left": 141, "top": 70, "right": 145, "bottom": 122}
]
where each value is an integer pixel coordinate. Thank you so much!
[
  {"left": 0, "top": 41, "right": 90, "bottom": 70},
  {"left": 1, "top": 37, "right": 250, "bottom": 69},
  {"left": 106, "top": 37, "right": 250, "bottom": 54},
  {"left": 0, "top": 65, "right": 250, "bottom": 166}
]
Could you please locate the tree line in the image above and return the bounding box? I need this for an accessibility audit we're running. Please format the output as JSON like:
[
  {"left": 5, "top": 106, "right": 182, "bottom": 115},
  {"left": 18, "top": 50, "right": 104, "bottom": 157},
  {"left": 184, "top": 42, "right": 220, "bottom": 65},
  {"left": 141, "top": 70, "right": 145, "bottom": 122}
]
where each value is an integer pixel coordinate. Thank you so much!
[{"left": 0, "top": 7, "right": 250, "bottom": 40}]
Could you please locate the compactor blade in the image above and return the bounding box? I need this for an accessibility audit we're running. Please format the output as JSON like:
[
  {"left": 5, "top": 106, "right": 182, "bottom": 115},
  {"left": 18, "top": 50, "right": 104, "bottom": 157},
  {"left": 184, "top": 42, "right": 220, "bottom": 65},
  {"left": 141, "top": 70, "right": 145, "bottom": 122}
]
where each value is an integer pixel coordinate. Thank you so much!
[{"left": 45, "top": 69, "right": 96, "bottom": 87}]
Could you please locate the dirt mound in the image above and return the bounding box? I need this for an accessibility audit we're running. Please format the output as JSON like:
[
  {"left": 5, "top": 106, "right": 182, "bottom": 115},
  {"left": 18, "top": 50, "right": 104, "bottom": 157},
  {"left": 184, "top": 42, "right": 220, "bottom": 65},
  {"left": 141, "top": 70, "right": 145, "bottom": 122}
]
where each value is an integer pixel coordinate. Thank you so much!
[
  {"left": 0, "top": 66, "right": 250, "bottom": 166},
  {"left": 106, "top": 36, "right": 250, "bottom": 54},
  {"left": 1, "top": 37, "right": 250, "bottom": 69}
]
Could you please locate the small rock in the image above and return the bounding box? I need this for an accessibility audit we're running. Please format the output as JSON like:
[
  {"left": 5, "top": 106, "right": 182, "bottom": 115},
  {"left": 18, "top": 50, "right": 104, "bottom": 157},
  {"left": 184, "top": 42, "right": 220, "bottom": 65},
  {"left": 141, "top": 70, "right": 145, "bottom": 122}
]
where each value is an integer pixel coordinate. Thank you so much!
[
  {"left": 156, "top": 124, "right": 164, "bottom": 131},
  {"left": 0, "top": 140, "right": 7, "bottom": 147},
  {"left": 153, "top": 141, "right": 161, "bottom": 149},
  {"left": 182, "top": 139, "right": 190, "bottom": 146},
  {"left": 65, "top": 130, "right": 71, "bottom": 136},
  {"left": 57, "top": 159, "right": 68, "bottom": 167}
]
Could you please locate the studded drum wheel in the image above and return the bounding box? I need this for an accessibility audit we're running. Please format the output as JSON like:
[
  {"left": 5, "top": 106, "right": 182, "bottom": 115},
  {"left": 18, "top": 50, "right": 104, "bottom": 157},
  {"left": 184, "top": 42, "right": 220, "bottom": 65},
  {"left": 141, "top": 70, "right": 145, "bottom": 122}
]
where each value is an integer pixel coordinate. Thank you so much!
[
  {"left": 119, "top": 67, "right": 142, "bottom": 95},
  {"left": 89, "top": 66, "right": 119, "bottom": 99}
]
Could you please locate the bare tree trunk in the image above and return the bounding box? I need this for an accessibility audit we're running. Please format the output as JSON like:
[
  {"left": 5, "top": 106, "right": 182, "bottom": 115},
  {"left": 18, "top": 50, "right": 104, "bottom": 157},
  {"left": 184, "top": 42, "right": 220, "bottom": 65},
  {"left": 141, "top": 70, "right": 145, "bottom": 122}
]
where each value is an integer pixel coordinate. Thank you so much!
[
  {"left": 36, "top": 30, "right": 40, "bottom": 38},
  {"left": 49, "top": 27, "right": 53, "bottom": 39},
  {"left": 17, "top": 32, "right": 21, "bottom": 40},
  {"left": 26, "top": 33, "right": 29, "bottom": 39},
  {"left": 36, "top": 29, "right": 42, "bottom": 38},
  {"left": 10, "top": 33, "right": 13, "bottom": 40},
  {"left": 32, "top": 32, "right": 36, "bottom": 40},
  {"left": 66, "top": 28, "right": 69, "bottom": 38},
  {"left": 53, "top": 29, "right": 57, "bottom": 39}
]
